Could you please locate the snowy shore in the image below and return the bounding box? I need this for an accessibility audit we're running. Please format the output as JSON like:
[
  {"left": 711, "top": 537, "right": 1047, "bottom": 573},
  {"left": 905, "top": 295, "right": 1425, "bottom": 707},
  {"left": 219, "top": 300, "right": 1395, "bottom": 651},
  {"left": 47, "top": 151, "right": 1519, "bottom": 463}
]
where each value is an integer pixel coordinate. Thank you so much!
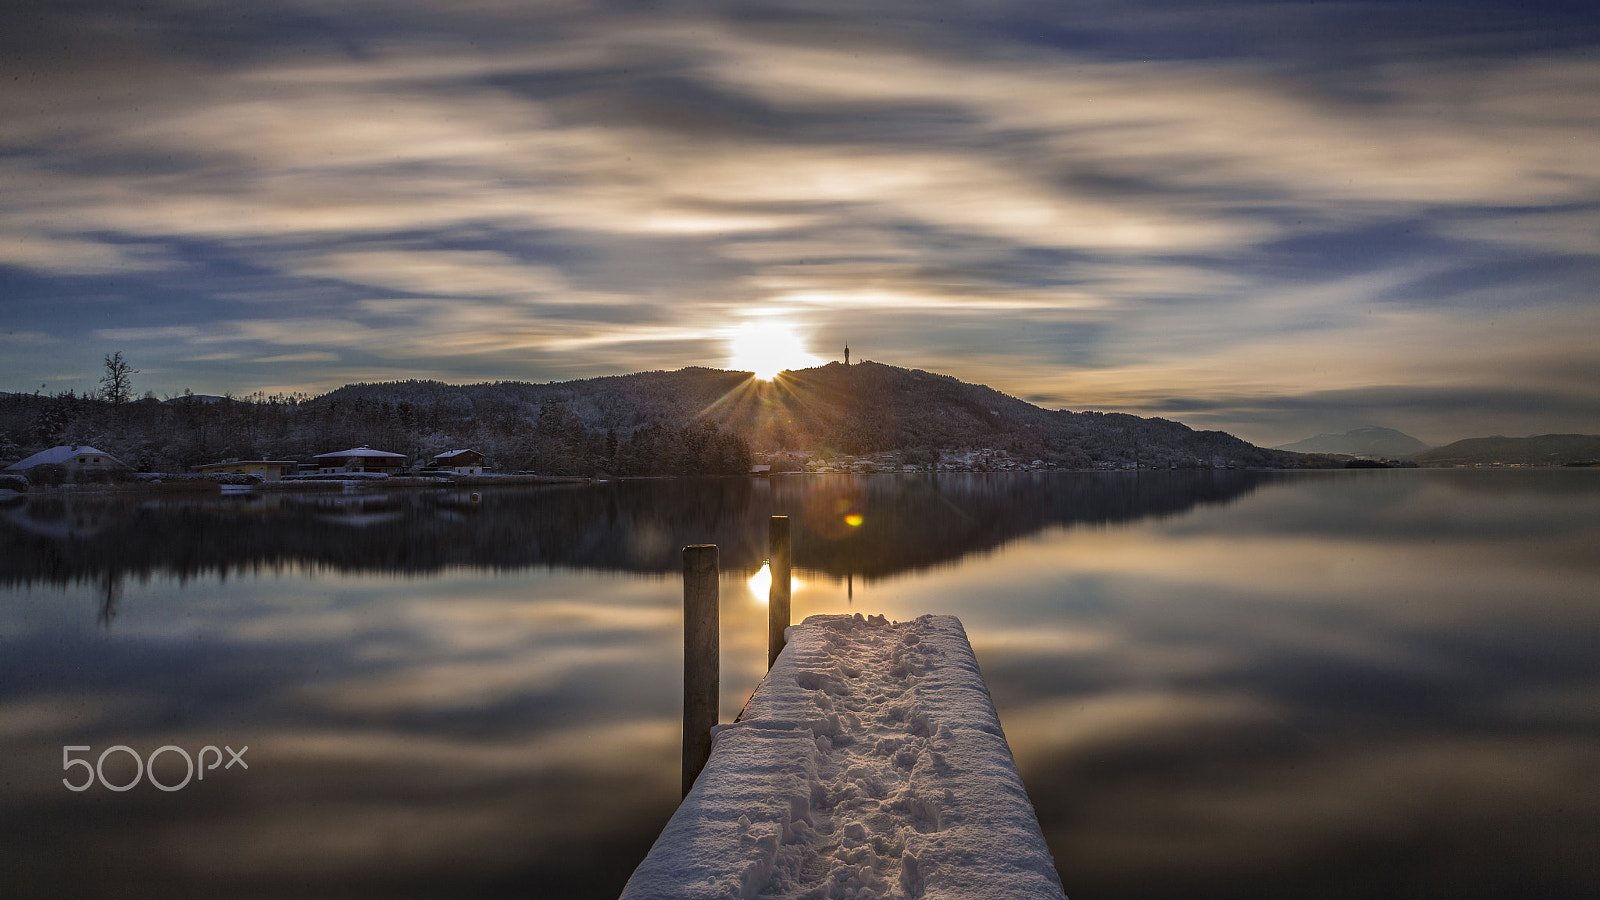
[{"left": 622, "top": 613, "right": 1066, "bottom": 900}]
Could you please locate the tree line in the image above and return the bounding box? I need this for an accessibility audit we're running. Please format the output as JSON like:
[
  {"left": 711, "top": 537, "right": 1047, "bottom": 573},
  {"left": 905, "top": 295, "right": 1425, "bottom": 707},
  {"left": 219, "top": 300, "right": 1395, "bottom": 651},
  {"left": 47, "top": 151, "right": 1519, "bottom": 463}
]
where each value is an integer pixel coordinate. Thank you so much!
[
  {"left": 0, "top": 361, "right": 750, "bottom": 479},
  {"left": 2, "top": 352, "right": 1309, "bottom": 480}
]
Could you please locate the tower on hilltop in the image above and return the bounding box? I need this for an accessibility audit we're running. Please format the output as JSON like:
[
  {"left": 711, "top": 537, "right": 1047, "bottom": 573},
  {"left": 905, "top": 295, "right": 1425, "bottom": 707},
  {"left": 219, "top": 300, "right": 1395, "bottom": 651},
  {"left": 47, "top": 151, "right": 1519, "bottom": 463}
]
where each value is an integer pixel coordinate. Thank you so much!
[{"left": 844, "top": 344, "right": 850, "bottom": 366}]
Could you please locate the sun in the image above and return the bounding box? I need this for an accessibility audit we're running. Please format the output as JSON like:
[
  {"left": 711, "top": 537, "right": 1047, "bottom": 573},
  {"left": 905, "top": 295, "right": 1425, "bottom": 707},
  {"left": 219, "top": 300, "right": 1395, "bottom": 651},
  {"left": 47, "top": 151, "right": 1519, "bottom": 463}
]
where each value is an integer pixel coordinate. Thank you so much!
[{"left": 727, "top": 320, "right": 823, "bottom": 380}]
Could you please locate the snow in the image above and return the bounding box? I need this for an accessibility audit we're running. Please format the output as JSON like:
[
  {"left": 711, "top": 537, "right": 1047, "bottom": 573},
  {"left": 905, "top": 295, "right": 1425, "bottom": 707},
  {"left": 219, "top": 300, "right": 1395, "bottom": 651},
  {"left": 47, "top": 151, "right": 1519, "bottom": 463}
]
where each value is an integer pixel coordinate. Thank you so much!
[
  {"left": 621, "top": 613, "right": 1067, "bottom": 900},
  {"left": 312, "top": 446, "right": 406, "bottom": 459},
  {"left": 5, "top": 445, "right": 120, "bottom": 470}
]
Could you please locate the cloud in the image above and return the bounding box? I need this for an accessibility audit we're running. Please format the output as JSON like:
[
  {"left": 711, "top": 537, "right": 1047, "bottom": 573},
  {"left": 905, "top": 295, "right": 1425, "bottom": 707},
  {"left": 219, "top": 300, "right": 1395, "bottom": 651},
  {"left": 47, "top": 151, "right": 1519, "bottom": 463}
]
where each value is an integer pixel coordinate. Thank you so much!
[
  {"left": 0, "top": 330, "right": 58, "bottom": 345},
  {"left": 94, "top": 325, "right": 203, "bottom": 341},
  {"left": 0, "top": 1, "right": 1596, "bottom": 438},
  {"left": 1441, "top": 205, "right": 1600, "bottom": 257},
  {"left": 703, "top": 35, "right": 1600, "bottom": 207},
  {"left": 1003, "top": 690, "right": 1281, "bottom": 763},
  {"left": 0, "top": 232, "right": 179, "bottom": 275},
  {"left": 293, "top": 249, "right": 572, "bottom": 299},
  {"left": 253, "top": 351, "right": 342, "bottom": 363}
]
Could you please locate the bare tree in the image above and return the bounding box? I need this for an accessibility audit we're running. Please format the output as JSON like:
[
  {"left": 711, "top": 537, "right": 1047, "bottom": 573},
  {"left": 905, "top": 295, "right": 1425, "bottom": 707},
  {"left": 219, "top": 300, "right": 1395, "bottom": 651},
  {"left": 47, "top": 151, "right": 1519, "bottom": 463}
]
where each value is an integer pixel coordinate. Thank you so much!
[{"left": 100, "top": 351, "right": 138, "bottom": 405}]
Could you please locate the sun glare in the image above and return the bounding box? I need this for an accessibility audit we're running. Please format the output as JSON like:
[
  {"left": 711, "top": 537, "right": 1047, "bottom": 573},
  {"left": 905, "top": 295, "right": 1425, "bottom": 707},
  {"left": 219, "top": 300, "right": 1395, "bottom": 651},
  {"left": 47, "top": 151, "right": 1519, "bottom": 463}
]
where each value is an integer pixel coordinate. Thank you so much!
[
  {"left": 727, "top": 321, "right": 823, "bottom": 380},
  {"left": 747, "top": 563, "right": 804, "bottom": 603}
]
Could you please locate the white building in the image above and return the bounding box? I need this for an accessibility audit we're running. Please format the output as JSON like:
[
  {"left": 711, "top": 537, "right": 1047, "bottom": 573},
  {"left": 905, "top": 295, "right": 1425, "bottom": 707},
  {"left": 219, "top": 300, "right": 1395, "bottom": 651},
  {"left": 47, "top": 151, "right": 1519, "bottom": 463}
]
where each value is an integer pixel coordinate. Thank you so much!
[{"left": 6, "top": 445, "right": 128, "bottom": 474}]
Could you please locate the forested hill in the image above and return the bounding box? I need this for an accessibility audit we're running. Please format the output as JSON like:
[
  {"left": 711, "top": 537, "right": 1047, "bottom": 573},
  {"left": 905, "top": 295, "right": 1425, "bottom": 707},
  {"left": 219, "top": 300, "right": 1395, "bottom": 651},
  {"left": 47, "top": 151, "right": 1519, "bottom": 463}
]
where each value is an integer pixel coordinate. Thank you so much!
[
  {"left": 1, "top": 362, "right": 1299, "bottom": 475},
  {"left": 318, "top": 362, "right": 1297, "bottom": 470},
  {"left": 1410, "top": 434, "right": 1600, "bottom": 467}
]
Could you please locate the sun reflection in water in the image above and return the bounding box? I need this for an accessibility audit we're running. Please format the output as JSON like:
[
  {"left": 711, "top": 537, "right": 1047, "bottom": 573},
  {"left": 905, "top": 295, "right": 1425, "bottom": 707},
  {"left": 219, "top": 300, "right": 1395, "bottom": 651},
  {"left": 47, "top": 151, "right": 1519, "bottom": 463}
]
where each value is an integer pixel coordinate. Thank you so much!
[{"left": 747, "top": 563, "right": 804, "bottom": 604}]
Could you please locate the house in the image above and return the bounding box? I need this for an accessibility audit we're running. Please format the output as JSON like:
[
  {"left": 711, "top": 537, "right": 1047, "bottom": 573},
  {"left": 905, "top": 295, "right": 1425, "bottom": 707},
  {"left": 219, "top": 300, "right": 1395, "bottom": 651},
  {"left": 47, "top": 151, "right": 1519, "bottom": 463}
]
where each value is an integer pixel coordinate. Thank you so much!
[
  {"left": 311, "top": 447, "right": 408, "bottom": 475},
  {"left": 192, "top": 459, "right": 300, "bottom": 482},
  {"left": 6, "top": 445, "right": 128, "bottom": 474},
  {"left": 431, "top": 449, "right": 487, "bottom": 475}
]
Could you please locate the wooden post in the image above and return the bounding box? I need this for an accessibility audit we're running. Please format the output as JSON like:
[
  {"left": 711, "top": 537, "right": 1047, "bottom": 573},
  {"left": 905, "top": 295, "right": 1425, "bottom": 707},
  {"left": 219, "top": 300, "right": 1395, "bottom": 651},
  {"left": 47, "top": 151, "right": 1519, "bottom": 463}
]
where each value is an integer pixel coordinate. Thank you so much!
[
  {"left": 682, "top": 544, "right": 719, "bottom": 797},
  {"left": 768, "top": 516, "right": 791, "bottom": 669}
]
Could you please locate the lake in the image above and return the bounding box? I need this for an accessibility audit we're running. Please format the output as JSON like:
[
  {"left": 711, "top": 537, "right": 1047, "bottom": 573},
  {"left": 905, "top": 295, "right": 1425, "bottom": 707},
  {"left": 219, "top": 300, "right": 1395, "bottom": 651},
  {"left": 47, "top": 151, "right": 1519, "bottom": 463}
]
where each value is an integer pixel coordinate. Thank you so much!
[{"left": 2, "top": 469, "right": 1597, "bottom": 898}]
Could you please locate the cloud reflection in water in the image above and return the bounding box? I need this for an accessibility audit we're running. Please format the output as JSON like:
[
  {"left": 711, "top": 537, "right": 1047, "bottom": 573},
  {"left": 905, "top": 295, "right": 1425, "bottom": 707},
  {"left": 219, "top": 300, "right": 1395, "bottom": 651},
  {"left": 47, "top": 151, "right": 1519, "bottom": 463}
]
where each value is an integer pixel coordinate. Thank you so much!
[{"left": 1, "top": 471, "right": 1598, "bottom": 897}]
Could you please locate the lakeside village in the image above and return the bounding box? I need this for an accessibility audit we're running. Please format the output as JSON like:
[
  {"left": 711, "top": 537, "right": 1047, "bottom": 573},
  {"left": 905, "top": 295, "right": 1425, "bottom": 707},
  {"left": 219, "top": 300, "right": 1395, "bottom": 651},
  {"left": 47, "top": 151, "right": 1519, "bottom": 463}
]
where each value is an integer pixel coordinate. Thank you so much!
[{"left": 2, "top": 442, "right": 1163, "bottom": 494}]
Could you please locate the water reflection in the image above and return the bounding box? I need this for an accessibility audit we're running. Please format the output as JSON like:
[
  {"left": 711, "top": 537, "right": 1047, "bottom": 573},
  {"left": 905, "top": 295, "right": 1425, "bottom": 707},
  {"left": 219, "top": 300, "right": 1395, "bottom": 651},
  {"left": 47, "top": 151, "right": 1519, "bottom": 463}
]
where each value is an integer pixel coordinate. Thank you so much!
[
  {"left": 0, "top": 471, "right": 1273, "bottom": 592},
  {"left": 745, "top": 563, "right": 805, "bottom": 604},
  {"left": 0, "top": 570, "right": 686, "bottom": 898},
  {"left": 1, "top": 470, "right": 1597, "bottom": 898},
  {"left": 966, "top": 472, "right": 1600, "bottom": 900}
]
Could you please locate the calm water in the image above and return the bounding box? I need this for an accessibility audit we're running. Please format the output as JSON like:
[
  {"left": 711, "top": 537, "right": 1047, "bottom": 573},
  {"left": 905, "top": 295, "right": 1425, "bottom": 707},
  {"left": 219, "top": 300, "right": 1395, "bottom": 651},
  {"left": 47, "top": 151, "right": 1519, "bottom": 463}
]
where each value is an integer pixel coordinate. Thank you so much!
[{"left": 2, "top": 470, "right": 1597, "bottom": 898}]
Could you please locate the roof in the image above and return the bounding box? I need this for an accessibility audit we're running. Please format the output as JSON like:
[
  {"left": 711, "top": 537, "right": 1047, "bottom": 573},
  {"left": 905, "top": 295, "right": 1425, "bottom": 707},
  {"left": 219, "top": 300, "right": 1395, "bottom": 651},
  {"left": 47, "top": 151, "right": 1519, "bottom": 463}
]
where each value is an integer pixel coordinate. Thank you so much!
[
  {"left": 194, "top": 460, "right": 299, "bottom": 469},
  {"left": 6, "top": 445, "right": 123, "bottom": 471},
  {"left": 434, "top": 449, "right": 482, "bottom": 460},
  {"left": 313, "top": 447, "right": 406, "bottom": 460}
]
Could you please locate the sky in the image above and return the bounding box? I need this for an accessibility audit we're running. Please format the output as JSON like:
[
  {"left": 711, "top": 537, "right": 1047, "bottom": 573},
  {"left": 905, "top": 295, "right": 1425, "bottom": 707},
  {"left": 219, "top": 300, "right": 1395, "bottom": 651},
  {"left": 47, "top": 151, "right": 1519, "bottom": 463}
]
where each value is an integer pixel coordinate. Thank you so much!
[{"left": 2, "top": 0, "right": 1598, "bottom": 447}]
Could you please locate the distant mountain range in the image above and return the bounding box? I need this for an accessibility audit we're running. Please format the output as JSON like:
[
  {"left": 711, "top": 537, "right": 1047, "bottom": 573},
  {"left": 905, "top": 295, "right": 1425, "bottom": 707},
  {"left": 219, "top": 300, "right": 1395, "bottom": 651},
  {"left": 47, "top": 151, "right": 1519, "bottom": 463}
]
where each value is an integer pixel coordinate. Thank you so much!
[
  {"left": 1412, "top": 434, "right": 1600, "bottom": 467},
  {"left": 1275, "top": 426, "right": 1600, "bottom": 466},
  {"left": 322, "top": 362, "right": 1301, "bottom": 469},
  {"left": 1275, "top": 426, "right": 1432, "bottom": 458}
]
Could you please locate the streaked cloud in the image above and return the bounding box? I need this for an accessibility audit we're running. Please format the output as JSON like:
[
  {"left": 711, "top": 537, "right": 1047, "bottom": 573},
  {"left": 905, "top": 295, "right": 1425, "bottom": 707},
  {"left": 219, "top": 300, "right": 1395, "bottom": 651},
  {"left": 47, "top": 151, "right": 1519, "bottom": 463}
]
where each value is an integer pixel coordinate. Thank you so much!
[
  {"left": 95, "top": 325, "right": 203, "bottom": 342},
  {"left": 2, "top": 0, "right": 1597, "bottom": 442},
  {"left": 0, "top": 232, "right": 180, "bottom": 276}
]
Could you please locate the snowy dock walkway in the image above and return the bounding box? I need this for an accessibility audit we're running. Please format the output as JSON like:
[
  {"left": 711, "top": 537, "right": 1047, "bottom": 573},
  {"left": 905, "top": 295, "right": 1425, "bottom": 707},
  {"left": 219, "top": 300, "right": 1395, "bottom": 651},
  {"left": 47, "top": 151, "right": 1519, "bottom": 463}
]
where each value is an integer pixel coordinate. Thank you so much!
[{"left": 621, "top": 613, "right": 1067, "bottom": 900}]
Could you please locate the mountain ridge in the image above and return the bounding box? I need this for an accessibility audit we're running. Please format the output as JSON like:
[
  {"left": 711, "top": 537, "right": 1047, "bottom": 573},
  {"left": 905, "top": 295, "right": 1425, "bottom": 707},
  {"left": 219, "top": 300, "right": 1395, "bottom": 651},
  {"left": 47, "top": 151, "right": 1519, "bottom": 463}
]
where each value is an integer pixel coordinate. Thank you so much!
[
  {"left": 1275, "top": 425, "right": 1431, "bottom": 458},
  {"left": 1411, "top": 434, "right": 1600, "bottom": 467},
  {"left": 316, "top": 361, "right": 1302, "bottom": 470}
]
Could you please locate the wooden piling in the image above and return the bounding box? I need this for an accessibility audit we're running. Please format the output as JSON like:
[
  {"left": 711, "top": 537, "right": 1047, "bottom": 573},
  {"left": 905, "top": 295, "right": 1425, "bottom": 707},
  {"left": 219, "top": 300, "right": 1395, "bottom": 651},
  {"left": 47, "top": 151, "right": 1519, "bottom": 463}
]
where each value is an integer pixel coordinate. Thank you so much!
[
  {"left": 682, "top": 544, "right": 719, "bottom": 797},
  {"left": 767, "top": 516, "right": 791, "bottom": 670}
]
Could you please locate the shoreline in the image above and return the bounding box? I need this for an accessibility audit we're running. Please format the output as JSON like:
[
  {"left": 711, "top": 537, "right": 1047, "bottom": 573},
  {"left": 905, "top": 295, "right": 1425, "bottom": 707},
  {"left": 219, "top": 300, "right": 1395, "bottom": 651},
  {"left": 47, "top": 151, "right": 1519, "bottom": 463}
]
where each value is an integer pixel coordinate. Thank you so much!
[{"left": 4, "top": 463, "right": 1590, "bottom": 501}]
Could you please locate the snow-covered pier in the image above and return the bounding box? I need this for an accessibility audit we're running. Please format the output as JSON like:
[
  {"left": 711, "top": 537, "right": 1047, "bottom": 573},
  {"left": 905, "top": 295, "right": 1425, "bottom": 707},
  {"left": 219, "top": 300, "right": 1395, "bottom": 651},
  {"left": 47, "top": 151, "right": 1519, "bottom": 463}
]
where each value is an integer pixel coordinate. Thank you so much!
[{"left": 622, "top": 613, "right": 1067, "bottom": 900}]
